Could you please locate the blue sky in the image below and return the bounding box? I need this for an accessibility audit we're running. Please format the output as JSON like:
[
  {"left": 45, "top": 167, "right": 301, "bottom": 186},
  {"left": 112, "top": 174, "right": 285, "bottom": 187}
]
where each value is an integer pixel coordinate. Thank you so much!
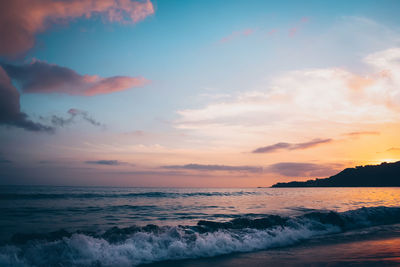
[
  {"left": 1, "top": 0, "right": 400, "bottom": 186},
  {"left": 24, "top": 0, "right": 399, "bottom": 125}
]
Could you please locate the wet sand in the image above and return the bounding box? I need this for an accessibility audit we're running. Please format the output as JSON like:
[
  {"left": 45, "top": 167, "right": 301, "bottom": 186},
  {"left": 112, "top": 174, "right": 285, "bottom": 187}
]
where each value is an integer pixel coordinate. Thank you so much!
[{"left": 143, "top": 226, "right": 400, "bottom": 267}]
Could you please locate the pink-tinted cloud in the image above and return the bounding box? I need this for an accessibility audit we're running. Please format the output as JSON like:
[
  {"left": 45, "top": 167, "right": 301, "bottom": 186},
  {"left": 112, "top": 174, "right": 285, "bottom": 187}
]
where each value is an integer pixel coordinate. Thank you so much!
[
  {"left": 252, "top": 138, "right": 332, "bottom": 153},
  {"left": 219, "top": 28, "right": 254, "bottom": 44},
  {"left": 266, "top": 162, "right": 340, "bottom": 178},
  {"left": 219, "top": 32, "right": 240, "bottom": 43},
  {"left": 267, "top": 29, "right": 278, "bottom": 36},
  {"left": 0, "top": 0, "right": 154, "bottom": 57},
  {"left": 2, "top": 61, "right": 149, "bottom": 96},
  {"left": 344, "top": 131, "right": 380, "bottom": 137},
  {"left": 301, "top": 17, "right": 310, "bottom": 23},
  {"left": 289, "top": 16, "right": 310, "bottom": 37},
  {"left": 84, "top": 76, "right": 148, "bottom": 96},
  {"left": 347, "top": 74, "right": 375, "bottom": 91},
  {"left": 242, "top": 28, "right": 254, "bottom": 36},
  {"left": 162, "top": 164, "right": 263, "bottom": 173},
  {"left": 289, "top": 27, "right": 298, "bottom": 37}
]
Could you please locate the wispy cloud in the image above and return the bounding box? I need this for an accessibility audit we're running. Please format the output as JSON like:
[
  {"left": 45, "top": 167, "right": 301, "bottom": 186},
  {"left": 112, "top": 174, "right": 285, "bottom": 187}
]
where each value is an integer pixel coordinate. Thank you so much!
[
  {"left": 386, "top": 147, "right": 400, "bottom": 152},
  {"left": 289, "top": 27, "right": 298, "bottom": 37},
  {"left": 50, "top": 109, "right": 103, "bottom": 128},
  {"left": 2, "top": 61, "right": 149, "bottom": 96},
  {"left": 162, "top": 164, "right": 263, "bottom": 173},
  {"left": 252, "top": 138, "right": 332, "bottom": 153},
  {"left": 0, "top": 0, "right": 154, "bottom": 57},
  {"left": 162, "top": 161, "right": 341, "bottom": 178},
  {"left": 266, "top": 162, "right": 341, "bottom": 177},
  {"left": 344, "top": 131, "right": 380, "bottom": 137},
  {"left": 219, "top": 28, "right": 254, "bottom": 44},
  {"left": 85, "top": 160, "right": 127, "bottom": 166},
  {"left": 267, "top": 29, "right": 278, "bottom": 36},
  {"left": 289, "top": 16, "right": 309, "bottom": 37},
  {"left": 175, "top": 46, "right": 400, "bottom": 145}
]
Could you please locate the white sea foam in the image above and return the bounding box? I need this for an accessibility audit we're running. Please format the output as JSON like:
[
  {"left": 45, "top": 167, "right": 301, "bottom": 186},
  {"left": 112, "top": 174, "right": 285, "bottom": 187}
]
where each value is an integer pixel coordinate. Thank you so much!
[
  {"left": 1, "top": 206, "right": 399, "bottom": 267},
  {"left": 0, "top": 223, "right": 339, "bottom": 266}
]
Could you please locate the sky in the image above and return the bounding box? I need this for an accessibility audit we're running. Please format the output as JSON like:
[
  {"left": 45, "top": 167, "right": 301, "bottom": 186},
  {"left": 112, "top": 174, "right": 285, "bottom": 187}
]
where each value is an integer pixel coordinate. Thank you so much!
[{"left": 0, "top": 0, "right": 400, "bottom": 187}]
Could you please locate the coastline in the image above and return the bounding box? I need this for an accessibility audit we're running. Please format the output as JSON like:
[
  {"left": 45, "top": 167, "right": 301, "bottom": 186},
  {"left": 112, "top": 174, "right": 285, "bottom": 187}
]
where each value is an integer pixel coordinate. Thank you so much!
[
  {"left": 271, "top": 161, "right": 400, "bottom": 188},
  {"left": 142, "top": 224, "right": 400, "bottom": 267}
]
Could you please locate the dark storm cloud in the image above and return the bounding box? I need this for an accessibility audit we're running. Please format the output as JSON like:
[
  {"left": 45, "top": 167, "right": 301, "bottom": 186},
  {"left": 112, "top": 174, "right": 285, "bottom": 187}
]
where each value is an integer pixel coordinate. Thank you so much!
[
  {"left": 162, "top": 164, "right": 263, "bottom": 173},
  {"left": 0, "top": 66, "right": 54, "bottom": 133},
  {"left": 252, "top": 138, "right": 332, "bottom": 153},
  {"left": 266, "top": 162, "right": 340, "bottom": 177},
  {"left": 85, "top": 160, "right": 126, "bottom": 166}
]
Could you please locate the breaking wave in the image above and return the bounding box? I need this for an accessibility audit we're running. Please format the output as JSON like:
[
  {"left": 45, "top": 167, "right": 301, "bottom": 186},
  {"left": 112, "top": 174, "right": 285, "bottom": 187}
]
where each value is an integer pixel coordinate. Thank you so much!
[{"left": 1, "top": 206, "right": 400, "bottom": 266}]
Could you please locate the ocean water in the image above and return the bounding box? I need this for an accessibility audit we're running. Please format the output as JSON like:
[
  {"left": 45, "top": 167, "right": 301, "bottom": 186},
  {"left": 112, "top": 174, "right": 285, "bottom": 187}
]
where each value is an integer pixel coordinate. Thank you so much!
[{"left": 0, "top": 186, "right": 399, "bottom": 266}]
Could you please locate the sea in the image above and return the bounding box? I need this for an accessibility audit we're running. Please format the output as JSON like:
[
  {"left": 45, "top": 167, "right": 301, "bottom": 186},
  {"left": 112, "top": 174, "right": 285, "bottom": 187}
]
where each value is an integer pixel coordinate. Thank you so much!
[{"left": 0, "top": 186, "right": 399, "bottom": 266}]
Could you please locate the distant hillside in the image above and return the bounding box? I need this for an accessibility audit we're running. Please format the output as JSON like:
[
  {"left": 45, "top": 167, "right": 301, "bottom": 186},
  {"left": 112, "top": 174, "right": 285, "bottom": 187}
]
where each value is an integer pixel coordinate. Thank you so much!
[{"left": 272, "top": 161, "right": 400, "bottom": 187}]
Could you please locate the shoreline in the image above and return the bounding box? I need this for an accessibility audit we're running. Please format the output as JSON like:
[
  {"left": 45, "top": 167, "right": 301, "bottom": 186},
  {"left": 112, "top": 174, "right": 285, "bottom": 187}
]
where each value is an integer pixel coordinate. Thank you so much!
[{"left": 142, "top": 224, "right": 400, "bottom": 267}]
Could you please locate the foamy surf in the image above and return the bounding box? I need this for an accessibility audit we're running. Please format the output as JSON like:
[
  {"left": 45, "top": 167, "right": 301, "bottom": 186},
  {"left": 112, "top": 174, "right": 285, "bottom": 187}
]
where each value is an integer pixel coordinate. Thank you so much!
[{"left": 1, "top": 206, "right": 400, "bottom": 267}]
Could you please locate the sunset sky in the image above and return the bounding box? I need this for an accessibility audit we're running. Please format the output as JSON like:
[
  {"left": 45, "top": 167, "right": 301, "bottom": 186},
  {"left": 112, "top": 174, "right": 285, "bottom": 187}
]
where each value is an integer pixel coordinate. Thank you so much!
[{"left": 1, "top": 0, "right": 400, "bottom": 187}]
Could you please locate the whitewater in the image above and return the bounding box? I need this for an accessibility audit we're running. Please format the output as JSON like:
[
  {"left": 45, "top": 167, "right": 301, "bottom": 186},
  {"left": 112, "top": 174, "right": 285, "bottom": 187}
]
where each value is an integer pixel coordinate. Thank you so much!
[{"left": 0, "top": 186, "right": 399, "bottom": 266}]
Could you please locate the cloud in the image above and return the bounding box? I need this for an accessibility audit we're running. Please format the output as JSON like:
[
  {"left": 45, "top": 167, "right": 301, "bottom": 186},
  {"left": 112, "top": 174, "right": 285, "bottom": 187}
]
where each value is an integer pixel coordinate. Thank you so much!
[
  {"left": 85, "top": 160, "right": 126, "bottom": 166},
  {"left": 289, "top": 17, "right": 309, "bottom": 37},
  {"left": 162, "top": 164, "right": 263, "bottom": 173},
  {"left": 290, "top": 138, "right": 332, "bottom": 150},
  {"left": 267, "top": 29, "right": 278, "bottom": 36},
  {"left": 2, "top": 61, "right": 148, "bottom": 96},
  {"left": 162, "top": 162, "right": 340, "bottom": 177},
  {"left": 252, "top": 142, "right": 291, "bottom": 153},
  {"left": 344, "top": 131, "right": 380, "bottom": 137},
  {"left": 50, "top": 108, "right": 103, "bottom": 127},
  {"left": 300, "top": 17, "right": 310, "bottom": 23},
  {"left": 252, "top": 138, "right": 332, "bottom": 153},
  {"left": 0, "top": 66, "right": 54, "bottom": 132},
  {"left": 386, "top": 147, "right": 400, "bottom": 152},
  {"left": 114, "top": 170, "right": 208, "bottom": 177},
  {"left": 0, "top": 0, "right": 154, "bottom": 57},
  {"left": 289, "top": 27, "right": 298, "bottom": 37},
  {"left": 219, "top": 28, "right": 254, "bottom": 44},
  {"left": 266, "top": 162, "right": 340, "bottom": 177},
  {"left": 175, "top": 46, "right": 400, "bottom": 143}
]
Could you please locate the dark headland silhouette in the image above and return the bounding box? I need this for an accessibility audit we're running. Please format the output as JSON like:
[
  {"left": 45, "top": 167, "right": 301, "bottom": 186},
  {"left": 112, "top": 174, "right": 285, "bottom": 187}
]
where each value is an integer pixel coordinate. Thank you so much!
[{"left": 272, "top": 161, "right": 400, "bottom": 187}]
